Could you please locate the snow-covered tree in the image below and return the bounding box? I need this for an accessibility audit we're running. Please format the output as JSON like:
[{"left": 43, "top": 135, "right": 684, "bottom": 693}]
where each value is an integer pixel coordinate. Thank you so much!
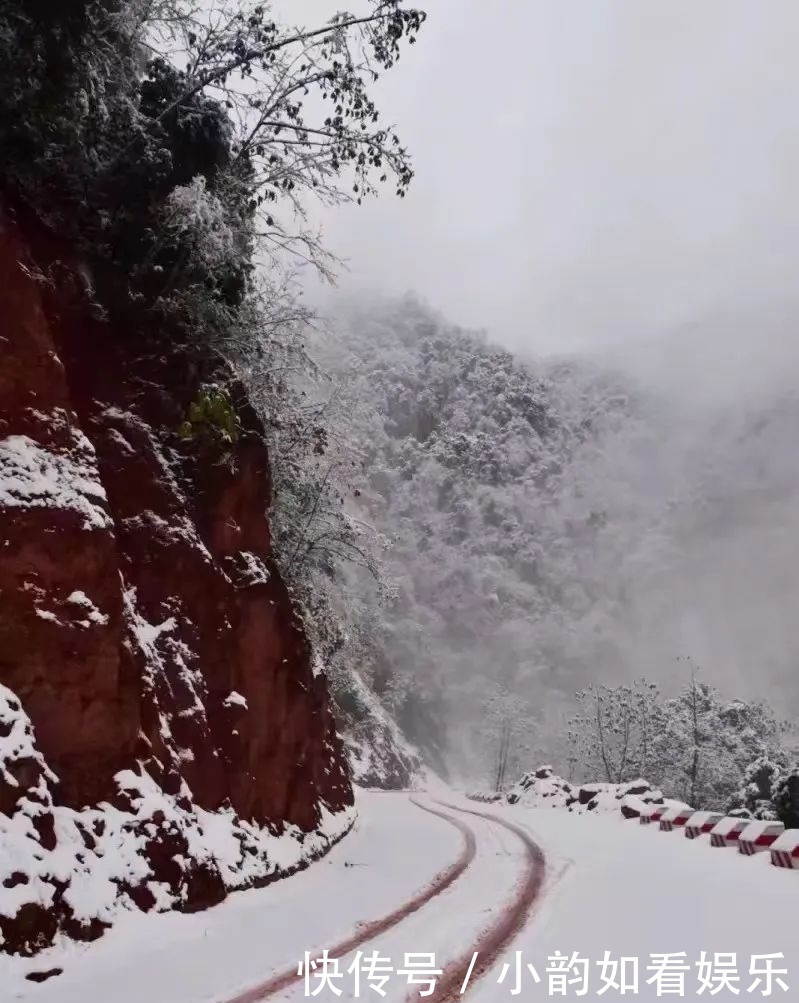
[
  {"left": 472, "top": 685, "right": 539, "bottom": 792},
  {"left": 561, "top": 664, "right": 790, "bottom": 809},
  {"left": 773, "top": 766, "right": 799, "bottom": 829},
  {"left": 567, "top": 680, "right": 662, "bottom": 784},
  {"left": 727, "top": 756, "right": 787, "bottom": 820},
  {"left": 639, "top": 666, "right": 786, "bottom": 810},
  {"left": 0, "top": 0, "right": 427, "bottom": 342}
]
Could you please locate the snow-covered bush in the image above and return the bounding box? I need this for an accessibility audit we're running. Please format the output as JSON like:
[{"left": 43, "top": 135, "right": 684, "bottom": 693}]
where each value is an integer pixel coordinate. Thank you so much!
[
  {"left": 565, "top": 672, "right": 789, "bottom": 813},
  {"left": 772, "top": 766, "right": 799, "bottom": 829},
  {"left": 726, "top": 755, "right": 790, "bottom": 820}
]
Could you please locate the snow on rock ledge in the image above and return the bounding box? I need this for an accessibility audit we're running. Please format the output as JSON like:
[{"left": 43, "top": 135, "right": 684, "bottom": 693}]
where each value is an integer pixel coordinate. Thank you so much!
[
  {"left": 0, "top": 432, "right": 112, "bottom": 532},
  {"left": 0, "top": 685, "right": 355, "bottom": 956},
  {"left": 503, "top": 766, "right": 666, "bottom": 814}
]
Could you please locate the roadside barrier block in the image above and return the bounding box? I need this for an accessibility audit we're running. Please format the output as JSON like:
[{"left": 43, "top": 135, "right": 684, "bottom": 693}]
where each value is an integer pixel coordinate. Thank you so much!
[
  {"left": 738, "top": 820, "right": 785, "bottom": 856},
  {"left": 641, "top": 805, "right": 667, "bottom": 826},
  {"left": 659, "top": 805, "right": 694, "bottom": 832},
  {"left": 684, "top": 811, "right": 724, "bottom": 839},
  {"left": 770, "top": 830, "right": 799, "bottom": 869},
  {"left": 709, "top": 816, "right": 749, "bottom": 847}
]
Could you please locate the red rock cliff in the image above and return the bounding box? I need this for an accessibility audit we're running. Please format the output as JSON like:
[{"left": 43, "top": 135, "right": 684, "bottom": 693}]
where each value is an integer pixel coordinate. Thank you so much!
[{"left": 0, "top": 203, "right": 353, "bottom": 955}]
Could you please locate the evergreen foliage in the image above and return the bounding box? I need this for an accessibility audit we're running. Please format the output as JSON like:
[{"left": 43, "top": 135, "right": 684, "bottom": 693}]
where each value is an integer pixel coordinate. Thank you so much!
[{"left": 0, "top": 0, "right": 425, "bottom": 345}]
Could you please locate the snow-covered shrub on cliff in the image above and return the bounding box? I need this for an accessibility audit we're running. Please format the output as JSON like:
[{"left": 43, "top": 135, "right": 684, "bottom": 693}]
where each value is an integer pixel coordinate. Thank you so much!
[
  {"left": 162, "top": 176, "right": 240, "bottom": 274},
  {"left": 0, "top": 0, "right": 425, "bottom": 348},
  {"left": 240, "top": 308, "right": 422, "bottom": 786}
]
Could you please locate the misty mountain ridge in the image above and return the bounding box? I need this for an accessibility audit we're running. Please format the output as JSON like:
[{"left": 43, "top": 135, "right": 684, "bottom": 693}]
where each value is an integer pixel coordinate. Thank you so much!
[{"left": 309, "top": 293, "right": 799, "bottom": 778}]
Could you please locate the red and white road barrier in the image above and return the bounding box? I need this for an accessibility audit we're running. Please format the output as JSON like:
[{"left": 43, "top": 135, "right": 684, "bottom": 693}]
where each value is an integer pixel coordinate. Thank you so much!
[
  {"left": 770, "top": 830, "right": 799, "bottom": 869},
  {"left": 639, "top": 804, "right": 667, "bottom": 826},
  {"left": 709, "top": 816, "right": 749, "bottom": 847},
  {"left": 623, "top": 798, "right": 799, "bottom": 876},
  {"left": 684, "top": 811, "right": 724, "bottom": 839},
  {"left": 738, "top": 820, "right": 785, "bottom": 856},
  {"left": 659, "top": 805, "right": 694, "bottom": 832}
]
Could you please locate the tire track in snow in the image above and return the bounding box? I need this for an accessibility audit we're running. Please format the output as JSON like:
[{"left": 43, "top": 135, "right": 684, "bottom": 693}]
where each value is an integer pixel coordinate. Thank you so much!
[
  {"left": 417, "top": 802, "right": 547, "bottom": 1002},
  {"left": 224, "top": 798, "right": 476, "bottom": 1003}
]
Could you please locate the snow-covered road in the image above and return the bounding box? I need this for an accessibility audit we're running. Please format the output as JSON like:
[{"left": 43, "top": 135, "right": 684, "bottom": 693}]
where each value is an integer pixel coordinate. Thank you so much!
[
  {"left": 3, "top": 790, "right": 798, "bottom": 1002},
  {"left": 2, "top": 791, "right": 544, "bottom": 1002},
  {"left": 485, "top": 800, "right": 799, "bottom": 1001}
]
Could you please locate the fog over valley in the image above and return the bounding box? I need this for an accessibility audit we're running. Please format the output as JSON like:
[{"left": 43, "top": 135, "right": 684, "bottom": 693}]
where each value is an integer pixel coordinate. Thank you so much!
[
  {"left": 263, "top": 1, "right": 799, "bottom": 778},
  {"left": 300, "top": 292, "right": 799, "bottom": 782}
]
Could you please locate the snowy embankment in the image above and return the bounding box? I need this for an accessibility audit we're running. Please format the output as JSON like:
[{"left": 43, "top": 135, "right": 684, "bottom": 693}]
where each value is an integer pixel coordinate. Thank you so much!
[
  {"left": 0, "top": 791, "right": 460, "bottom": 999},
  {"left": 338, "top": 671, "right": 426, "bottom": 790},
  {"left": 0, "top": 685, "right": 354, "bottom": 967}
]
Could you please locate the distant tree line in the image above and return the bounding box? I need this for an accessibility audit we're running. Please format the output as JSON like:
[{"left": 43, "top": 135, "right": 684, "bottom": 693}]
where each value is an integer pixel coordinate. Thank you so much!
[{"left": 566, "top": 664, "right": 799, "bottom": 826}]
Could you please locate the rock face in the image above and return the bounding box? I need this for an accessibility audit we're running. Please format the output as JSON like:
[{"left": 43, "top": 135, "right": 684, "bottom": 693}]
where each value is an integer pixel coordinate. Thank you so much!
[
  {"left": 335, "top": 669, "right": 425, "bottom": 790},
  {"left": 0, "top": 203, "right": 353, "bottom": 954}
]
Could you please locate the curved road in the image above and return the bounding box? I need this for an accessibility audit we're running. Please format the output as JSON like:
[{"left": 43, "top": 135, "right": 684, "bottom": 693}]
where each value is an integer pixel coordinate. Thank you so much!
[
  {"left": 423, "top": 803, "right": 546, "bottom": 1002},
  {"left": 225, "top": 796, "right": 547, "bottom": 1003}
]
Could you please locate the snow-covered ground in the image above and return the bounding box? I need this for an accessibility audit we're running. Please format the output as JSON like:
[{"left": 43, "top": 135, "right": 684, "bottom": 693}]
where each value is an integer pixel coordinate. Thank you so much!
[
  {"left": 467, "top": 799, "right": 798, "bottom": 1001},
  {"left": 3, "top": 788, "right": 798, "bottom": 1002}
]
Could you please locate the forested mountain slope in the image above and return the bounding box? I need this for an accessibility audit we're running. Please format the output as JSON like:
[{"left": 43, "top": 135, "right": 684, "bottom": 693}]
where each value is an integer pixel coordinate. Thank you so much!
[
  {"left": 290, "top": 295, "right": 638, "bottom": 779},
  {"left": 297, "top": 294, "right": 799, "bottom": 783}
]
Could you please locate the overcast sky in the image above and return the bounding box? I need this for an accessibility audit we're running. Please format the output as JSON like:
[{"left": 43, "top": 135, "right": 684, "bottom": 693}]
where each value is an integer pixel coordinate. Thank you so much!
[{"left": 276, "top": 1, "right": 799, "bottom": 356}]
